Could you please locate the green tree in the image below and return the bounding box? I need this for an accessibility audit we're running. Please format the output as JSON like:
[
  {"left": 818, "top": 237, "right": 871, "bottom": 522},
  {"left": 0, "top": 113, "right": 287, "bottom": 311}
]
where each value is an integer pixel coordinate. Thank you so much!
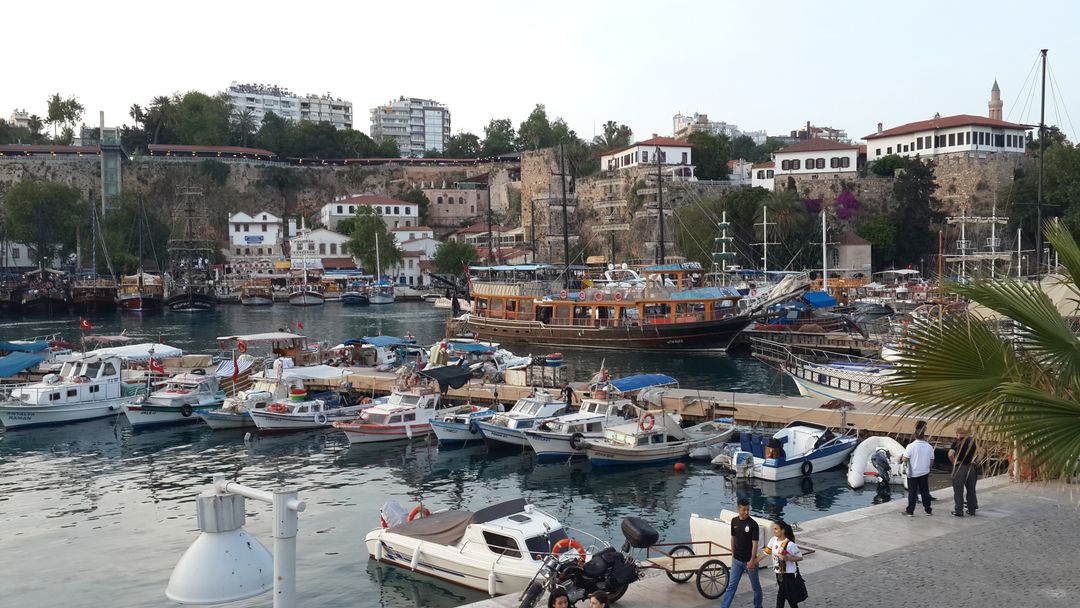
[
  {"left": 172, "top": 91, "right": 231, "bottom": 146},
  {"left": 231, "top": 108, "right": 257, "bottom": 147},
  {"left": 516, "top": 104, "right": 553, "bottom": 151},
  {"left": 481, "top": 118, "right": 516, "bottom": 157},
  {"left": 98, "top": 193, "right": 172, "bottom": 273},
  {"left": 433, "top": 240, "right": 479, "bottom": 276},
  {"left": 750, "top": 137, "right": 786, "bottom": 163},
  {"left": 883, "top": 221, "right": 1080, "bottom": 479},
  {"left": 147, "top": 95, "right": 177, "bottom": 144},
  {"left": 254, "top": 111, "right": 289, "bottom": 156},
  {"left": 444, "top": 132, "right": 481, "bottom": 158},
  {"left": 1, "top": 181, "right": 85, "bottom": 267},
  {"left": 672, "top": 187, "right": 771, "bottom": 268},
  {"left": 45, "top": 93, "right": 84, "bottom": 142},
  {"left": 892, "top": 157, "right": 943, "bottom": 267},
  {"left": 593, "top": 120, "right": 632, "bottom": 151},
  {"left": 857, "top": 213, "right": 898, "bottom": 270},
  {"left": 398, "top": 187, "right": 431, "bottom": 223},
  {"left": 730, "top": 135, "right": 756, "bottom": 161},
  {"left": 686, "top": 131, "right": 731, "bottom": 180},
  {"left": 342, "top": 206, "right": 402, "bottom": 275},
  {"left": 868, "top": 154, "right": 910, "bottom": 177}
]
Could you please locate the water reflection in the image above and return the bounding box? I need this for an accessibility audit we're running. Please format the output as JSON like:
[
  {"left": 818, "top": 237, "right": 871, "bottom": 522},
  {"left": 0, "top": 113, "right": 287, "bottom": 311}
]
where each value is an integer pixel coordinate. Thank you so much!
[{"left": 366, "top": 559, "right": 487, "bottom": 608}]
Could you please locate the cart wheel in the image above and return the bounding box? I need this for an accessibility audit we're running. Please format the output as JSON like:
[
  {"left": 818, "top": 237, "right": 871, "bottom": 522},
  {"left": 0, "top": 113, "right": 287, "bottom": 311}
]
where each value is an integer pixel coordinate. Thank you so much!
[
  {"left": 665, "top": 545, "right": 695, "bottom": 583},
  {"left": 695, "top": 559, "right": 730, "bottom": 600}
]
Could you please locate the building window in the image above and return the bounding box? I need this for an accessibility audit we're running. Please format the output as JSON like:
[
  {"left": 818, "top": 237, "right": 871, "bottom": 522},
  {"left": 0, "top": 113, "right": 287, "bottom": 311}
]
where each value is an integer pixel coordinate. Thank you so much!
[
  {"left": 756, "top": 170, "right": 764, "bottom": 179},
  {"left": 394, "top": 206, "right": 400, "bottom": 214},
  {"left": 924, "top": 136, "right": 930, "bottom": 148},
  {"left": 903, "top": 145, "right": 909, "bottom": 152},
  {"left": 235, "top": 248, "right": 241, "bottom": 255},
  {"left": 437, "top": 196, "right": 443, "bottom": 204},
  {"left": 830, "top": 157, "right": 839, "bottom": 168},
  {"left": 781, "top": 160, "right": 790, "bottom": 170},
  {"left": 840, "top": 157, "right": 850, "bottom": 168},
  {"left": 470, "top": 206, "right": 474, "bottom": 213},
  {"left": 875, "top": 148, "right": 881, "bottom": 156},
  {"left": 405, "top": 220, "right": 411, "bottom": 227},
  {"left": 792, "top": 159, "right": 801, "bottom": 170},
  {"left": 11, "top": 248, "right": 19, "bottom": 259},
  {"left": 816, "top": 158, "right": 825, "bottom": 169},
  {"left": 458, "top": 197, "right": 464, "bottom": 205},
  {"left": 405, "top": 207, "right": 411, "bottom": 215},
  {"left": 330, "top": 243, "right": 337, "bottom": 255},
  {"left": 244, "top": 248, "right": 250, "bottom": 255},
  {"left": 767, "top": 170, "right": 774, "bottom": 178},
  {"left": 916, "top": 138, "right": 923, "bottom": 150},
  {"left": 681, "top": 152, "right": 688, "bottom": 164},
  {"left": 641, "top": 151, "right": 648, "bottom": 163},
  {"left": 336, "top": 205, "right": 343, "bottom": 214},
  {"left": 887, "top": 147, "right": 892, "bottom": 154},
  {"left": 235, "top": 225, "right": 241, "bottom": 232},
  {"left": 243, "top": 224, "right": 249, "bottom": 232},
  {"left": 948, "top": 133, "right": 956, "bottom": 146}
]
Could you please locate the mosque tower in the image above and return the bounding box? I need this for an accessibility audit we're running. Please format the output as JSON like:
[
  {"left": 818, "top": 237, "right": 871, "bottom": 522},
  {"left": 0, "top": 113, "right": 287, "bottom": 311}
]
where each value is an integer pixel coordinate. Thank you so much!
[{"left": 989, "top": 80, "right": 1003, "bottom": 120}]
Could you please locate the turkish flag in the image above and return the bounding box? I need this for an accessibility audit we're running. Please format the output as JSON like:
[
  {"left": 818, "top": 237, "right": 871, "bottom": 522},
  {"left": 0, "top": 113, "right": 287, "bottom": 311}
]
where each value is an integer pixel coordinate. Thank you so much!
[
  {"left": 149, "top": 357, "right": 164, "bottom": 374},
  {"left": 79, "top": 317, "right": 92, "bottom": 331},
  {"left": 297, "top": 320, "right": 304, "bottom": 330},
  {"left": 232, "top": 353, "right": 240, "bottom": 383}
]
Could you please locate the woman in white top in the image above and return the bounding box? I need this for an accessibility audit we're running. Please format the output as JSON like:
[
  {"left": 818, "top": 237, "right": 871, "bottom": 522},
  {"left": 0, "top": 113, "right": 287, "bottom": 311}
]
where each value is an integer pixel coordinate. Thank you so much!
[{"left": 758, "top": 520, "right": 803, "bottom": 608}]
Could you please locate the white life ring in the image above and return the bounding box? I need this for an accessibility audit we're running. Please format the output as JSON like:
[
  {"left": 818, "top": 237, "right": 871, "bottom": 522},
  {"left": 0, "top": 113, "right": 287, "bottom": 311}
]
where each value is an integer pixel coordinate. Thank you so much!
[{"left": 314, "top": 413, "right": 328, "bottom": 425}]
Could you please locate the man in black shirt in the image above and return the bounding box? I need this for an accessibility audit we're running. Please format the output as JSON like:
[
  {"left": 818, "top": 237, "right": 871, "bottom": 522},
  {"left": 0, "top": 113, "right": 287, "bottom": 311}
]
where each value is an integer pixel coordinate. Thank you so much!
[
  {"left": 949, "top": 427, "right": 979, "bottom": 516},
  {"left": 719, "top": 498, "right": 762, "bottom": 608}
]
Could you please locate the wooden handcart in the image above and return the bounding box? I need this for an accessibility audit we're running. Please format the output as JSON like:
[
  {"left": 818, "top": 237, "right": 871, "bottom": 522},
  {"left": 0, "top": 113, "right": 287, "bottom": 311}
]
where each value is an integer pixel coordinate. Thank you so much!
[{"left": 641, "top": 540, "right": 732, "bottom": 599}]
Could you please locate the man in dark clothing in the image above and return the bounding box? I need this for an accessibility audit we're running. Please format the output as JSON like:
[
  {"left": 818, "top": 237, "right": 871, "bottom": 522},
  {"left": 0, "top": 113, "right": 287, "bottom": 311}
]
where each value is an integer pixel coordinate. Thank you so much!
[
  {"left": 949, "top": 428, "right": 979, "bottom": 516},
  {"left": 720, "top": 497, "right": 762, "bottom": 608},
  {"left": 560, "top": 384, "right": 574, "bottom": 410}
]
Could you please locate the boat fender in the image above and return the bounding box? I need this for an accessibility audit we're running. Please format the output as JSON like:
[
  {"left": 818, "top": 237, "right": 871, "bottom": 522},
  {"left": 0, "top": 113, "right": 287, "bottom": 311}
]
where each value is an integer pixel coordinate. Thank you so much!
[
  {"left": 375, "top": 540, "right": 384, "bottom": 561},
  {"left": 639, "top": 412, "right": 656, "bottom": 432},
  {"left": 407, "top": 505, "right": 431, "bottom": 521},
  {"left": 469, "top": 420, "right": 480, "bottom": 435},
  {"left": 406, "top": 423, "right": 413, "bottom": 439},
  {"left": 569, "top": 432, "right": 585, "bottom": 451},
  {"left": 559, "top": 290, "right": 568, "bottom": 300},
  {"left": 179, "top": 404, "right": 194, "bottom": 418},
  {"left": 801, "top": 461, "right": 813, "bottom": 477},
  {"left": 552, "top": 538, "right": 586, "bottom": 565},
  {"left": 315, "top": 413, "right": 328, "bottom": 425},
  {"left": 593, "top": 291, "right": 605, "bottom": 301},
  {"left": 237, "top": 340, "right": 248, "bottom": 353},
  {"left": 410, "top": 544, "right": 421, "bottom": 571},
  {"left": 191, "top": 368, "right": 206, "bottom": 375},
  {"left": 614, "top": 291, "right": 624, "bottom": 301},
  {"left": 487, "top": 571, "right": 498, "bottom": 597}
]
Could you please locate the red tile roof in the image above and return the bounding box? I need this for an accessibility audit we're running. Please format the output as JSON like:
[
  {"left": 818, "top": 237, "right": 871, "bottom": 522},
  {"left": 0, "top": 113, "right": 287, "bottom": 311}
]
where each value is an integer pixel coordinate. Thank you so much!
[
  {"left": 864, "top": 114, "right": 1032, "bottom": 140},
  {"left": 401, "top": 250, "right": 426, "bottom": 258},
  {"left": 321, "top": 258, "right": 358, "bottom": 269},
  {"left": 776, "top": 138, "right": 861, "bottom": 154},
  {"left": 0, "top": 144, "right": 101, "bottom": 155},
  {"left": 391, "top": 226, "right": 433, "bottom": 232},
  {"left": 753, "top": 161, "right": 775, "bottom": 168},
  {"left": 148, "top": 144, "right": 276, "bottom": 156},
  {"left": 337, "top": 194, "right": 413, "bottom": 206},
  {"left": 603, "top": 136, "right": 691, "bottom": 157}
]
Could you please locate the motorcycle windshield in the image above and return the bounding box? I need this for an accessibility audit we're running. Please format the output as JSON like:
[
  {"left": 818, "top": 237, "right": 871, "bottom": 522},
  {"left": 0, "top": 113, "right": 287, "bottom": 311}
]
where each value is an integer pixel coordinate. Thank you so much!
[{"left": 526, "top": 528, "right": 569, "bottom": 560}]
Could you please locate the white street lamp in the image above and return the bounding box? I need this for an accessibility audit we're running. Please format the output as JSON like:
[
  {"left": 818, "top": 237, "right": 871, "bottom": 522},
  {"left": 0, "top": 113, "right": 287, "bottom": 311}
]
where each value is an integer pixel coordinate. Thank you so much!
[{"left": 167, "top": 475, "right": 306, "bottom": 608}]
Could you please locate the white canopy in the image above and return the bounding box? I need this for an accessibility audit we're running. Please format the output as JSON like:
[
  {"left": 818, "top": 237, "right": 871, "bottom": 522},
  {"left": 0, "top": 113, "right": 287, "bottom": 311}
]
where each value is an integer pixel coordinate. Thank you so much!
[
  {"left": 84, "top": 342, "right": 183, "bottom": 362},
  {"left": 876, "top": 269, "right": 920, "bottom": 276},
  {"left": 216, "top": 332, "right": 304, "bottom": 343},
  {"left": 256, "top": 364, "right": 348, "bottom": 381}
]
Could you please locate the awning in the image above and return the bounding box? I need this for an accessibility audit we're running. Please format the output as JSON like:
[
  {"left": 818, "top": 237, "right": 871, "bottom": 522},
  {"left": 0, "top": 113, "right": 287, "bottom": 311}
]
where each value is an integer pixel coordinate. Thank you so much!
[
  {"left": 257, "top": 364, "right": 349, "bottom": 381},
  {"left": 214, "top": 359, "right": 255, "bottom": 378},
  {"left": 0, "top": 340, "right": 49, "bottom": 353},
  {"left": 0, "top": 351, "right": 46, "bottom": 376},
  {"left": 447, "top": 343, "right": 496, "bottom": 354},
  {"left": 802, "top": 291, "right": 838, "bottom": 308},
  {"left": 608, "top": 374, "right": 679, "bottom": 394},
  {"left": 419, "top": 364, "right": 473, "bottom": 392},
  {"left": 355, "top": 336, "right": 409, "bottom": 348},
  {"left": 216, "top": 332, "right": 304, "bottom": 342},
  {"left": 86, "top": 343, "right": 183, "bottom": 362}
]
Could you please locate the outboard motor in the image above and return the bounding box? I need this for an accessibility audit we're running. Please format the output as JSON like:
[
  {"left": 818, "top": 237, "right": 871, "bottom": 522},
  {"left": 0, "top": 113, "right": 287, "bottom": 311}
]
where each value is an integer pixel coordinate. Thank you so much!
[{"left": 871, "top": 448, "right": 891, "bottom": 485}]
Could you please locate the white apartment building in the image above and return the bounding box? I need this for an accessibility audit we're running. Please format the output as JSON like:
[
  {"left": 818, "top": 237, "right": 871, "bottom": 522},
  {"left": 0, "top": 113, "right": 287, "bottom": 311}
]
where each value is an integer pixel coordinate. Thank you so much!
[
  {"left": 773, "top": 139, "right": 861, "bottom": 178},
  {"left": 390, "top": 226, "right": 434, "bottom": 246},
  {"left": 864, "top": 114, "right": 1029, "bottom": 163},
  {"left": 227, "top": 82, "right": 353, "bottom": 130},
  {"left": 1, "top": 241, "right": 36, "bottom": 270},
  {"left": 370, "top": 97, "right": 451, "bottom": 157},
  {"left": 228, "top": 211, "right": 283, "bottom": 255},
  {"left": 600, "top": 136, "right": 694, "bottom": 177},
  {"left": 288, "top": 228, "right": 352, "bottom": 271},
  {"left": 673, "top": 112, "right": 740, "bottom": 139},
  {"left": 8, "top": 109, "right": 30, "bottom": 130},
  {"left": 319, "top": 194, "right": 419, "bottom": 231},
  {"left": 751, "top": 161, "right": 775, "bottom": 191}
]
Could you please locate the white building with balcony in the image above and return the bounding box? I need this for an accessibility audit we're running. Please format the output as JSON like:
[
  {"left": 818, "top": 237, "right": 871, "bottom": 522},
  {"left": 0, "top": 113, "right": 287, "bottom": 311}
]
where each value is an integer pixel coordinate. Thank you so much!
[
  {"left": 370, "top": 97, "right": 451, "bottom": 157},
  {"left": 599, "top": 136, "right": 694, "bottom": 178},
  {"left": 773, "top": 139, "right": 860, "bottom": 178},
  {"left": 228, "top": 211, "right": 283, "bottom": 255},
  {"left": 864, "top": 114, "right": 1030, "bottom": 163},
  {"left": 227, "top": 82, "right": 353, "bottom": 130},
  {"left": 320, "top": 194, "right": 420, "bottom": 231}
]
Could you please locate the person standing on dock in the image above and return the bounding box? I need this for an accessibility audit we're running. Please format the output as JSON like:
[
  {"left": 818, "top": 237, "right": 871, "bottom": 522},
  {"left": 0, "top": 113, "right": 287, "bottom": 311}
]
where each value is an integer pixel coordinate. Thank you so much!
[
  {"left": 949, "top": 428, "right": 979, "bottom": 516},
  {"left": 561, "top": 383, "right": 575, "bottom": 410},
  {"left": 901, "top": 421, "right": 934, "bottom": 516},
  {"left": 720, "top": 498, "right": 763, "bottom": 608}
]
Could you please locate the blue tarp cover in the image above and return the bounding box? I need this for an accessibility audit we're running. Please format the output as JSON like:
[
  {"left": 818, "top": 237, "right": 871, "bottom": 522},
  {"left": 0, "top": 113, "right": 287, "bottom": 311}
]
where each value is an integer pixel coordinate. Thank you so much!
[
  {"left": 668, "top": 286, "right": 741, "bottom": 300},
  {"left": 0, "top": 351, "right": 47, "bottom": 377},
  {"left": 802, "top": 291, "right": 838, "bottom": 308},
  {"left": 359, "top": 336, "right": 408, "bottom": 348},
  {"left": 447, "top": 343, "right": 496, "bottom": 354},
  {"left": 0, "top": 341, "right": 49, "bottom": 353},
  {"left": 608, "top": 373, "right": 678, "bottom": 393}
]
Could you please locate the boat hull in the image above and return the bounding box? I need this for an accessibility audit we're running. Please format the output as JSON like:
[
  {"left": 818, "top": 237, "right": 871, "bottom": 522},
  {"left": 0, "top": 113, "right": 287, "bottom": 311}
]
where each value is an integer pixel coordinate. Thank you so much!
[
  {"left": 0, "top": 398, "right": 127, "bottom": 429},
  {"left": 198, "top": 410, "right": 254, "bottom": 429},
  {"left": 250, "top": 405, "right": 366, "bottom": 432},
  {"left": 748, "top": 440, "right": 857, "bottom": 481},
  {"left": 166, "top": 291, "right": 217, "bottom": 312},
  {"left": 524, "top": 430, "right": 598, "bottom": 462},
  {"left": 368, "top": 294, "right": 395, "bottom": 305},
  {"left": 585, "top": 443, "right": 691, "bottom": 466},
  {"left": 475, "top": 422, "right": 531, "bottom": 448},
  {"left": 118, "top": 294, "right": 164, "bottom": 312},
  {"left": 461, "top": 315, "right": 752, "bottom": 351},
  {"left": 288, "top": 292, "right": 325, "bottom": 306},
  {"left": 122, "top": 403, "right": 221, "bottom": 427},
  {"left": 337, "top": 422, "right": 431, "bottom": 444},
  {"left": 341, "top": 293, "right": 370, "bottom": 306},
  {"left": 789, "top": 375, "right": 872, "bottom": 403},
  {"left": 240, "top": 295, "right": 273, "bottom": 306},
  {"left": 430, "top": 419, "right": 483, "bottom": 446}
]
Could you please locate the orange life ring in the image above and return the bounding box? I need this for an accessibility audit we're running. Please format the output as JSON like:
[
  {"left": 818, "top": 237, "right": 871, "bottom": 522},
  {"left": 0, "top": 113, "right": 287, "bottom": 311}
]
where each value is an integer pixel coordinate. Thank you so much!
[
  {"left": 613, "top": 291, "right": 624, "bottom": 301},
  {"left": 268, "top": 403, "right": 289, "bottom": 414},
  {"left": 576, "top": 291, "right": 586, "bottom": 302},
  {"left": 362, "top": 397, "right": 372, "bottom": 404},
  {"left": 237, "top": 340, "right": 248, "bottom": 353},
  {"left": 552, "top": 538, "right": 586, "bottom": 564},
  {"left": 593, "top": 291, "right": 605, "bottom": 301},
  {"left": 639, "top": 412, "right": 656, "bottom": 432},
  {"left": 559, "top": 290, "right": 568, "bottom": 300},
  {"left": 407, "top": 505, "right": 432, "bottom": 521}
]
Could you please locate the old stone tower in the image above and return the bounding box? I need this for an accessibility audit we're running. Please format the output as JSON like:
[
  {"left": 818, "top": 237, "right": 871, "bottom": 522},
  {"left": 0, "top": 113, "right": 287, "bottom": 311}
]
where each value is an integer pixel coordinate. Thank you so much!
[{"left": 989, "top": 80, "right": 1003, "bottom": 120}]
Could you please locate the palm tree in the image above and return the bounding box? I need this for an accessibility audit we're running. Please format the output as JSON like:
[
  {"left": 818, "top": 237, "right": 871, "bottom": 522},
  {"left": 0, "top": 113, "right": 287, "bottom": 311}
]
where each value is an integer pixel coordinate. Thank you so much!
[
  {"left": 147, "top": 95, "right": 175, "bottom": 144},
  {"left": 882, "top": 222, "right": 1080, "bottom": 478},
  {"left": 129, "top": 104, "right": 145, "bottom": 127},
  {"left": 231, "top": 108, "right": 257, "bottom": 147},
  {"left": 27, "top": 115, "right": 44, "bottom": 137}
]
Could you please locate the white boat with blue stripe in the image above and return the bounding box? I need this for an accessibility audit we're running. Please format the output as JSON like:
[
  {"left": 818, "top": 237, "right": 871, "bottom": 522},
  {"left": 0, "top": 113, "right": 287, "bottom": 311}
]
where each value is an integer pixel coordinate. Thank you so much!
[
  {"left": 582, "top": 411, "right": 733, "bottom": 467},
  {"left": 523, "top": 394, "right": 639, "bottom": 463},
  {"left": 719, "top": 421, "right": 857, "bottom": 481},
  {"left": 431, "top": 406, "right": 498, "bottom": 447},
  {"left": 475, "top": 392, "right": 567, "bottom": 448}
]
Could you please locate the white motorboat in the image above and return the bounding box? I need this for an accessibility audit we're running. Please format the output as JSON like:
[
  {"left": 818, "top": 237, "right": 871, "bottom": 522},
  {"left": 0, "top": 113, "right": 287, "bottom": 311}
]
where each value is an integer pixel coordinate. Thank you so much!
[
  {"left": 198, "top": 378, "right": 283, "bottom": 430},
  {"left": 0, "top": 356, "right": 144, "bottom": 429},
  {"left": 847, "top": 435, "right": 906, "bottom": 488},
  {"left": 365, "top": 498, "right": 568, "bottom": 596},
  {"left": 475, "top": 392, "right": 568, "bottom": 448},
  {"left": 332, "top": 387, "right": 444, "bottom": 444},
  {"left": 430, "top": 405, "right": 498, "bottom": 447},
  {"left": 713, "top": 421, "right": 857, "bottom": 481},
  {"left": 523, "top": 394, "right": 639, "bottom": 462},
  {"left": 582, "top": 412, "right": 731, "bottom": 467},
  {"left": 249, "top": 387, "right": 371, "bottom": 432},
  {"left": 122, "top": 372, "right": 226, "bottom": 428},
  {"left": 368, "top": 282, "right": 396, "bottom": 305}
]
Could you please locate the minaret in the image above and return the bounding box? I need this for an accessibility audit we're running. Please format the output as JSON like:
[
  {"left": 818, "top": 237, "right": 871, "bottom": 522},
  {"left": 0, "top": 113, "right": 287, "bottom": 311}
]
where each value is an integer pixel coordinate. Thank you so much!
[{"left": 989, "top": 80, "right": 1003, "bottom": 120}]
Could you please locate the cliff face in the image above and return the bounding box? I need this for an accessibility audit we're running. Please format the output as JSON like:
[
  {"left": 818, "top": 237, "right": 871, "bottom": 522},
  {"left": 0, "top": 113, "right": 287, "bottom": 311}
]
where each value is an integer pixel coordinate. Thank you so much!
[{"left": 0, "top": 157, "right": 513, "bottom": 241}]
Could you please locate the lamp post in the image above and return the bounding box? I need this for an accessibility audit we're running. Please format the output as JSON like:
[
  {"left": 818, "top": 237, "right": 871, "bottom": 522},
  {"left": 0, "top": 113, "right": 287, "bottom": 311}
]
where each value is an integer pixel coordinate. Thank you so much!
[{"left": 167, "top": 475, "right": 306, "bottom": 608}]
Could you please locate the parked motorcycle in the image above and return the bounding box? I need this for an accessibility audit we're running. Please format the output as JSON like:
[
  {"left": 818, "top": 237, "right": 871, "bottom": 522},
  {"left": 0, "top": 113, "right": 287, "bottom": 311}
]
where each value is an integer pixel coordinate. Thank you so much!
[{"left": 517, "top": 516, "right": 659, "bottom": 607}]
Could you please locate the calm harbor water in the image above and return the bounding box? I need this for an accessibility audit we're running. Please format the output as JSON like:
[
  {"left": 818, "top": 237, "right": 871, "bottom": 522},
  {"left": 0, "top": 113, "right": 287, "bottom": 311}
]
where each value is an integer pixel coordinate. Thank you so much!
[{"left": 0, "top": 303, "right": 901, "bottom": 608}]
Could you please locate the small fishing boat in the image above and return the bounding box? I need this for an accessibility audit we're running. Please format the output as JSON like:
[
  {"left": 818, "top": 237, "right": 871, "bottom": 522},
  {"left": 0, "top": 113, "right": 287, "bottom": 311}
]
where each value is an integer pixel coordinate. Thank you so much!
[
  {"left": 239, "top": 279, "right": 274, "bottom": 306},
  {"left": 474, "top": 392, "right": 568, "bottom": 449},
  {"left": 71, "top": 276, "right": 118, "bottom": 312},
  {"left": 122, "top": 372, "right": 226, "bottom": 428},
  {"left": 523, "top": 393, "right": 639, "bottom": 462},
  {"left": 249, "top": 387, "right": 369, "bottom": 432},
  {"left": 341, "top": 282, "right": 370, "bottom": 306},
  {"left": 365, "top": 498, "right": 567, "bottom": 596},
  {"left": 582, "top": 412, "right": 733, "bottom": 467},
  {"left": 288, "top": 218, "right": 326, "bottom": 306},
  {"left": 332, "top": 387, "right": 442, "bottom": 444},
  {"left": 713, "top": 421, "right": 857, "bottom": 481},
  {"left": 198, "top": 377, "right": 283, "bottom": 430},
  {"left": 369, "top": 281, "right": 395, "bottom": 305},
  {"left": 0, "top": 356, "right": 145, "bottom": 429},
  {"left": 846, "top": 435, "right": 906, "bottom": 488},
  {"left": 117, "top": 272, "right": 165, "bottom": 312},
  {"left": 430, "top": 405, "right": 498, "bottom": 447}
]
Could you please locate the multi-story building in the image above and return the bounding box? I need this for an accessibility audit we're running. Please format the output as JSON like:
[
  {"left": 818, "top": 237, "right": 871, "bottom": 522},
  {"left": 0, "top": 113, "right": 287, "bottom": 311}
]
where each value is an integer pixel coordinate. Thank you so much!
[
  {"left": 790, "top": 122, "right": 849, "bottom": 142},
  {"left": 599, "top": 136, "right": 694, "bottom": 178},
  {"left": 751, "top": 161, "right": 775, "bottom": 191},
  {"left": 228, "top": 211, "right": 284, "bottom": 256},
  {"left": 8, "top": 109, "right": 30, "bottom": 130},
  {"left": 726, "top": 159, "right": 753, "bottom": 185},
  {"left": 773, "top": 139, "right": 861, "bottom": 179},
  {"left": 319, "top": 194, "right": 420, "bottom": 231},
  {"left": 390, "top": 226, "right": 435, "bottom": 246},
  {"left": 370, "top": 97, "right": 451, "bottom": 157},
  {"left": 420, "top": 175, "right": 490, "bottom": 227},
  {"left": 673, "top": 112, "right": 740, "bottom": 139},
  {"left": 227, "top": 82, "right": 353, "bottom": 130}
]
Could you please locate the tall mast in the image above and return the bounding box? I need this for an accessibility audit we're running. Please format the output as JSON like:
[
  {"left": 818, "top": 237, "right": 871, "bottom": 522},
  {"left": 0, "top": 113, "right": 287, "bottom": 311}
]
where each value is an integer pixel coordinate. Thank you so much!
[
  {"left": 375, "top": 230, "right": 381, "bottom": 281},
  {"left": 820, "top": 210, "right": 828, "bottom": 291},
  {"left": 755, "top": 205, "right": 776, "bottom": 275},
  {"left": 656, "top": 146, "right": 665, "bottom": 264},
  {"left": 559, "top": 143, "right": 570, "bottom": 289},
  {"left": 1035, "top": 48, "right": 1047, "bottom": 279}
]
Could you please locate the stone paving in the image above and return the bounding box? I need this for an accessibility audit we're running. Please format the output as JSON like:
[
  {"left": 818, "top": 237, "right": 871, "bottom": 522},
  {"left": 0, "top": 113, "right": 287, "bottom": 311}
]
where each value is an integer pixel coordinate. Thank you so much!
[{"left": 461, "top": 476, "right": 1080, "bottom": 608}]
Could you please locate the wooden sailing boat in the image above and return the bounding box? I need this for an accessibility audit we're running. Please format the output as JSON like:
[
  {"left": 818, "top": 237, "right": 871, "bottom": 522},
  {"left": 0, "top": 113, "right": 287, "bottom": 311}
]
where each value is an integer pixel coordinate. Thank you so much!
[
  {"left": 165, "top": 186, "right": 218, "bottom": 312},
  {"left": 368, "top": 231, "right": 395, "bottom": 305}
]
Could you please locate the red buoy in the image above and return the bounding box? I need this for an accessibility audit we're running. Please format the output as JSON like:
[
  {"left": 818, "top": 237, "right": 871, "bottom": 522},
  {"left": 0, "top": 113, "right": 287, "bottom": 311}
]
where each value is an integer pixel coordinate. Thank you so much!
[{"left": 674, "top": 462, "right": 687, "bottom": 473}]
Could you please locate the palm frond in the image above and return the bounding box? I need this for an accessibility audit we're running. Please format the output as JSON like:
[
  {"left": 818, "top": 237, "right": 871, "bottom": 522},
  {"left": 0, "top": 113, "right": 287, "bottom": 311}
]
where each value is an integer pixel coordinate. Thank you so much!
[
  {"left": 1046, "top": 219, "right": 1080, "bottom": 287},
  {"left": 996, "top": 383, "right": 1080, "bottom": 478}
]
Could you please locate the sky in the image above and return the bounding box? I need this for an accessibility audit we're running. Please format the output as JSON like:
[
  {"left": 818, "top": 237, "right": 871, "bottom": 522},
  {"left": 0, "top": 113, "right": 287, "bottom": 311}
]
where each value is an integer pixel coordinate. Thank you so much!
[{"left": 5, "top": 0, "right": 1079, "bottom": 144}]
